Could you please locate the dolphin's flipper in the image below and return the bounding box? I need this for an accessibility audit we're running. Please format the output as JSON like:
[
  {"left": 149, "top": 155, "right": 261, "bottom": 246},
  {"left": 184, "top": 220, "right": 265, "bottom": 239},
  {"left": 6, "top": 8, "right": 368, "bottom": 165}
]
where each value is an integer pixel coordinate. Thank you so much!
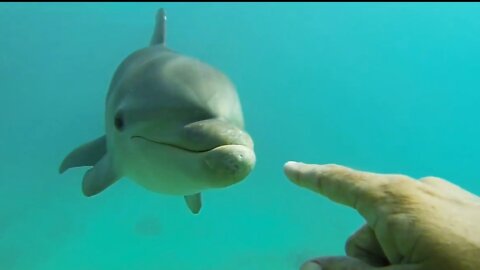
[
  {"left": 184, "top": 193, "right": 202, "bottom": 214},
  {"left": 150, "top": 8, "right": 166, "bottom": 46},
  {"left": 82, "top": 154, "right": 119, "bottom": 197},
  {"left": 59, "top": 136, "right": 106, "bottom": 174}
]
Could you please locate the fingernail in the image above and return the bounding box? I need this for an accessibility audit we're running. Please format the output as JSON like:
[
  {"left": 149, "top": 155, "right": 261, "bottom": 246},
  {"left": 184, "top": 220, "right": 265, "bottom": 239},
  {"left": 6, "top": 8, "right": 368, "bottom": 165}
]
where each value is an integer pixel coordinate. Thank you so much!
[
  {"left": 284, "top": 161, "right": 300, "bottom": 168},
  {"left": 284, "top": 161, "right": 301, "bottom": 180},
  {"left": 284, "top": 161, "right": 303, "bottom": 172},
  {"left": 300, "top": 261, "right": 322, "bottom": 270}
]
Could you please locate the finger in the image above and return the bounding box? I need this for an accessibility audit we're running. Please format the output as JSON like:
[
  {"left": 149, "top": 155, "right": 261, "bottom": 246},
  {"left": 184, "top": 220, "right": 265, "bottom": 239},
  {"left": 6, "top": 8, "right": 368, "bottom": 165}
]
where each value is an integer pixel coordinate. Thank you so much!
[
  {"left": 284, "top": 161, "right": 389, "bottom": 210},
  {"left": 300, "top": 256, "right": 421, "bottom": 270},
  {"left": 300, "top": 256, "right": 374, "bottom": 270},
  {"left": 345, "top": 224, "right": 389, "bottom": 267}
]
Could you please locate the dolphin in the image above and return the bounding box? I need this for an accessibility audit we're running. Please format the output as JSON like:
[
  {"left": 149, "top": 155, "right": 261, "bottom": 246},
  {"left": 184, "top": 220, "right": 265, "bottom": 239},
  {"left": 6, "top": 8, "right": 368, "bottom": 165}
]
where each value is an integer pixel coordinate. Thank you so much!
[{"left": 59, "top": 8, "right": 256, "bottom": 214}]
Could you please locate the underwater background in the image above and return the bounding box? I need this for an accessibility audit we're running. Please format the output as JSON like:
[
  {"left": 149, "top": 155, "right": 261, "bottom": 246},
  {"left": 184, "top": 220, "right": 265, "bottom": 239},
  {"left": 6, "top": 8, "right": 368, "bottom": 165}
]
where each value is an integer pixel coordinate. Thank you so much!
[{"left": 1, "top": 2, "right": 480, "bottom": 270}]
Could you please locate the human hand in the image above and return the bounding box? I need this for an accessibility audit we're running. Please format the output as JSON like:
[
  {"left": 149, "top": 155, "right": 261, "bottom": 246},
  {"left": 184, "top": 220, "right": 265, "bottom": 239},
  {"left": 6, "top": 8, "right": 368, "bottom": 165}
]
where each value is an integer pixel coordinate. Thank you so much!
[{"left": 284, "top": 161, "right": 480, "bottom": 270}]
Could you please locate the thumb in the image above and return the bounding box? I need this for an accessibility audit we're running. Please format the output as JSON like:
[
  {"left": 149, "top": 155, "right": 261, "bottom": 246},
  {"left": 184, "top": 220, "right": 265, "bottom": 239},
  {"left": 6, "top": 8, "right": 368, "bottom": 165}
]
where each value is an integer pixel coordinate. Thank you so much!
[{"left": 300, "top": 256, "right": 421, "bottom": 270}]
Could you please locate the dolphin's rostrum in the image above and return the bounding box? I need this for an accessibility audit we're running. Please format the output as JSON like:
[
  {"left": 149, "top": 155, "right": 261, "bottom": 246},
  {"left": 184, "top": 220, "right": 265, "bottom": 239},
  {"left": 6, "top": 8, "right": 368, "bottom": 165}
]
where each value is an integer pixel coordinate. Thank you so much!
[{"left": 59, "top": 8, "right": 256, "bottom": 214}]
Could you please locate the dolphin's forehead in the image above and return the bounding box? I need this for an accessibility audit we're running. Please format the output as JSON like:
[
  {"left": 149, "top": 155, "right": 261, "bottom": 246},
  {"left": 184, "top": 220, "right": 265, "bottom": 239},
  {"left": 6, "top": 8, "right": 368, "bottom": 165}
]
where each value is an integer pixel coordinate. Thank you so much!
[
  {"left": 110, "top": 51, "right": 244, "bottom": 128},
  {"left": 159, "top": 56, "right": 239, "bottom": 113}
]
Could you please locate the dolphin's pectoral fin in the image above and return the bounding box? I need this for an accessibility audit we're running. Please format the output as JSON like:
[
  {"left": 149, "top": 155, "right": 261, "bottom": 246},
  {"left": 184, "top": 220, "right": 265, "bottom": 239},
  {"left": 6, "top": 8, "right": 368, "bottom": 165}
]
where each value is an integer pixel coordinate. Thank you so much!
[
  {"left": 184, "top": 193, "right": 202, "bottom": 214},
  {"left": 59, "top": 135, "right": 106, "bottom": 174},
  {"left": 82, "top": 154, "right": 119, "bottom": 197}
]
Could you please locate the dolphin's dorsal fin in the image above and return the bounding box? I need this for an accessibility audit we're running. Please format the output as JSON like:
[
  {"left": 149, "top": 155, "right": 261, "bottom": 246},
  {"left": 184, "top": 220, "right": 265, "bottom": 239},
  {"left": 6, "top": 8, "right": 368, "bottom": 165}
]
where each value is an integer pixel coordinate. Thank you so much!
[{"left": 150, "top": 8, "right": 166, "bottom": 46}]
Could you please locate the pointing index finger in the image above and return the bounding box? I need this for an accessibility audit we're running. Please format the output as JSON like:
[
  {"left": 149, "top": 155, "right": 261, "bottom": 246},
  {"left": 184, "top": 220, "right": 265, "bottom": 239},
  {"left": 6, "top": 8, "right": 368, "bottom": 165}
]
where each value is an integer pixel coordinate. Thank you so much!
[{"left": 284, "top": 161, "right": 388, "bottom": 211}]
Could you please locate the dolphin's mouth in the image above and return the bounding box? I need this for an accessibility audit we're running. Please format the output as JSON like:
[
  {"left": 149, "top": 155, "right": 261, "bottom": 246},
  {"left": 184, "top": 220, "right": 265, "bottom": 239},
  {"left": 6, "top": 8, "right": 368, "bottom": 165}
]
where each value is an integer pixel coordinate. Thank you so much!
[{"left": 131, "top": 136, "right": 215, "bottom": 153}]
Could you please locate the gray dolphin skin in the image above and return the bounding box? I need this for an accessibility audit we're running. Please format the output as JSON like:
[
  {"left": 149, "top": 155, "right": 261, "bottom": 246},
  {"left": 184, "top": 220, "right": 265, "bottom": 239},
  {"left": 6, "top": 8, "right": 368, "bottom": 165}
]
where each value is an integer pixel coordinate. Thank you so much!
[{"left": 59, "top": 8, "right": 256, "bottom": 214}]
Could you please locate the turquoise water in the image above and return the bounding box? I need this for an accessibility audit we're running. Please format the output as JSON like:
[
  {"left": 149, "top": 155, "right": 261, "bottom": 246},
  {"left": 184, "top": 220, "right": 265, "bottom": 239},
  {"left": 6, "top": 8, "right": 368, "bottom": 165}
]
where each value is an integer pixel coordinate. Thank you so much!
[{"left": 1, "top": 2, "right": 480, "bottom": 269}]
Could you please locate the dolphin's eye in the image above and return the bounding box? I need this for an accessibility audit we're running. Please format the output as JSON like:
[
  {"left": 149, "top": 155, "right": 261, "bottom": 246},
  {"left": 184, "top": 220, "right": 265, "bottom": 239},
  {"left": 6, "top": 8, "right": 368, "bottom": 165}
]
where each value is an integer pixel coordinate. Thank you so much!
[{"left": 114, "top": 113, "right": 125, "bottom": 131}]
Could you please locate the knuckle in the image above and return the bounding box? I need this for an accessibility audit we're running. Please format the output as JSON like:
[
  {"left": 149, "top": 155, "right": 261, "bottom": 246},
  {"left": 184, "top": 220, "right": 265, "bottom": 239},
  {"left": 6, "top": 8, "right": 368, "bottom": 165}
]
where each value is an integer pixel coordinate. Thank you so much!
[
  {"left": 419, "top": 176, "right": 443, "bottom": 184},
  {"left": 391, "top": 174, "right": 413, "bottom": 184},
  {"left": 386, "top": 174, "right": 416, "bottom": 191}
]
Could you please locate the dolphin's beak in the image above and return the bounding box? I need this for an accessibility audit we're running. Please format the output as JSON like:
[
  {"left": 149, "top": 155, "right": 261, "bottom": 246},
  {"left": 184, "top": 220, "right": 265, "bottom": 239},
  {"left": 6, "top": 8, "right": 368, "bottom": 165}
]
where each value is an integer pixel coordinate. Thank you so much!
[
  {"left": 181, "top": 118, "right": 256, "bottom": 188},
  {"left": 130, "top": 118, "right": 256, "bottom": 189}
]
